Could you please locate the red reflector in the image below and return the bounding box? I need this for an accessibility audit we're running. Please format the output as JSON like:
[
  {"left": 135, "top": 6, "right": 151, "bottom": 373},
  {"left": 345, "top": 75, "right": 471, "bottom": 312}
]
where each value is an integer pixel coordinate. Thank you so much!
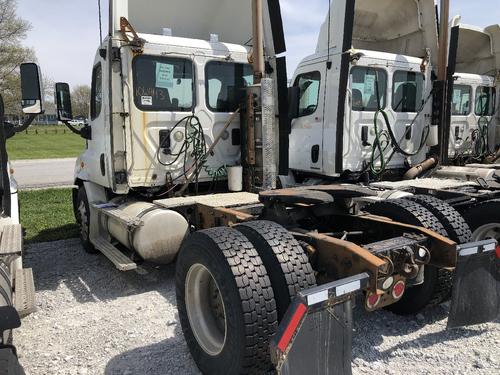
[
  {"left": 366, "top": 292, "right": 380, "bottom": 309},
  {"left": 392, "top": 281, "right": 405, "bottom": 299},
  {"left": 496, "top": 245, "right": 500, "bottom": 259},
  {"left": 277, "top": 303, "right": 307, "bottom": 353}
]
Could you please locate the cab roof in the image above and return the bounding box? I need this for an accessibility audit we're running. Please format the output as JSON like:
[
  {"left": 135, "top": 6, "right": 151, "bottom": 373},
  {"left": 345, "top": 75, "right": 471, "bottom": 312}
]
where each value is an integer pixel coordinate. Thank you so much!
[
  {"left": 111, "top": 0, "right": 252, "bottom": 47},
  {"left": 452, "top": 18, "right": 500, "bottom": 76}
]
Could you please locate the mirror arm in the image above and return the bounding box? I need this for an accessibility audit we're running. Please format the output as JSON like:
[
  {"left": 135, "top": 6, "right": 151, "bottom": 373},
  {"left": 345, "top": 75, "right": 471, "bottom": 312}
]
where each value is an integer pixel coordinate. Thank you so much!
[
  {"left": 62, "top": 120, "right": 92, "bottom": 140},
  {"left": 14, "top": 114, "right": 37, "bottom": 134}
]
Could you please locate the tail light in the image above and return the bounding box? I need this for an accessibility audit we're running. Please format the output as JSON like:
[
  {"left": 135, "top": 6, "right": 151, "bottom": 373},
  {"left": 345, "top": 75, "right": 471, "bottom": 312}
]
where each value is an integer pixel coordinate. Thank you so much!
[
  {"left": 496, "top": 244, "right": 500, "bottom": 259},
  {"left": 392, "top": 280, "right": 406, "bottom": 300}
]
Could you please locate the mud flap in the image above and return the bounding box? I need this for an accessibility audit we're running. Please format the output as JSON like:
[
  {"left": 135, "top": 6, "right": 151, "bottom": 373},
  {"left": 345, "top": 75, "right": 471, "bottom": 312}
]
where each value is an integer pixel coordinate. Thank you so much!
[
  {"left": 0, "top": 306, "right": 21, "bottom": 336},
  {"left": 448, "top": 240, "right": 500, "bottom": 328},
  {"left": 270, "top": 273, "right": 370, "bottom": 375}
]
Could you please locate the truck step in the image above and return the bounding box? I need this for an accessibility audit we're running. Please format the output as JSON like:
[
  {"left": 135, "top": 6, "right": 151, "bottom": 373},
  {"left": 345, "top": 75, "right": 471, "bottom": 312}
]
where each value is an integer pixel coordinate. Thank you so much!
[
  {"left": 14, "top": 268, "right": 36, "bottom": 318},
  {"left": 93, "top": 238, "right": 137, "bottom": 271},
  {"left": 0, "top": 225, "right": 23, "bottom": 256},
  {"left": 92, "top": 203, "right": 143, "bottom": 229}
]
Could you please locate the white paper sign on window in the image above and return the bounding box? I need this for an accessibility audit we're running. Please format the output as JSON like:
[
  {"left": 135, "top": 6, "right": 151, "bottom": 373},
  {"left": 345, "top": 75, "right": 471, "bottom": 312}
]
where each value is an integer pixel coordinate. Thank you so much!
[
  {"left": 453, "top": 89, "right": 462, "bottom": 106},
  {"left": 156, "top": 63, "right": 174, "bottom": 89},
  {"left": 364, "top": 74, "right": 375, "bottom": 95}
]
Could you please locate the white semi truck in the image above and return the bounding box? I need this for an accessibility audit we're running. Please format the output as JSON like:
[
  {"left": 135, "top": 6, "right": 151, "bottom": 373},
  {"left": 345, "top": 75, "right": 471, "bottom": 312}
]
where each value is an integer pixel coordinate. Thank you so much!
[
  {"left": 286, "top": 0, "right": 500, "bottom": 246},
  {"left": 0, "top": 63, "right": 44, "bottom": 375},
  {"left": 448, "top": 20, "right": 500, "bottom": 163},
  {"left": 53, "top": 1, "right": 499, "bottom": 374}
]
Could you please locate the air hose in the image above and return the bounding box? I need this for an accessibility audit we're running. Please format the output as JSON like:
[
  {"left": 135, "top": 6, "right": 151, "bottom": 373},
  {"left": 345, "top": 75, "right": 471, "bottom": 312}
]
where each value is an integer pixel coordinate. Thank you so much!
[{"left": 369, "top": 72, "right": 431, "bottom": 177}]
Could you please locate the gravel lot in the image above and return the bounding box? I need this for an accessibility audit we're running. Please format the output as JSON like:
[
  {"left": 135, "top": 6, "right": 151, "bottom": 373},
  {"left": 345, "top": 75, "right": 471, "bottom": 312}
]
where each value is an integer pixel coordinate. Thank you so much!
[{"left": 14, "top": 239, "right": 500, "bottom": 375}]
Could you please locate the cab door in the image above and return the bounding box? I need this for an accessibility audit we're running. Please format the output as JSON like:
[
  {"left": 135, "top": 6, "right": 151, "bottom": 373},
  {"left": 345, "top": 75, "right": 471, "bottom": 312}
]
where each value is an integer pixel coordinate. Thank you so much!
[
  {"left": 473, "top": 85, "right": 497, "bottom": 155},
  {"left": 289, "top": 65, "right": 325, "bottom": 172},
  {"left": 344, "top": 66, "right": 388, "bottom": 172},
  {"left": 449, "top": 84, "right": 473, "bottom": 158}
]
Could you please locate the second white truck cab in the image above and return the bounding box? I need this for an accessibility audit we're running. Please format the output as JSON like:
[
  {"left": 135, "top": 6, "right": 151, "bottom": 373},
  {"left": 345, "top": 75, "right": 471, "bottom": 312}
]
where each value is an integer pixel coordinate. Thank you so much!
[
  {"left": 448, "top": 21, "right": 500, "bottom": 162},
  {"left": 449, "top": 73, "right": 496, "bottom": 160},
  {"left": 289, "top": 0, "right": 437, "bottom": 178}
]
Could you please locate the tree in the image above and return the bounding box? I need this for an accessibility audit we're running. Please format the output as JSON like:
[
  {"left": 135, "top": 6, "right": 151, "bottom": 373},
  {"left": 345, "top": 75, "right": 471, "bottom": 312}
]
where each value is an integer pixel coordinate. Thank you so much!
[
  {"left": 0, "top": 0, "right": 35, "bottom": 115},
  {"left": 71, "top": 85, "right": 91, "bottom": 119}
]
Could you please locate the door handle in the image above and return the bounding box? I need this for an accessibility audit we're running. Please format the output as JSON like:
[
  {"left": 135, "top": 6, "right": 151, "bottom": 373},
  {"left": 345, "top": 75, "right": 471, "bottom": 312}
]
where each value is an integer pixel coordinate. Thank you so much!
[{"left": 311, "top": 145, "right": 320, "bottom": 164}]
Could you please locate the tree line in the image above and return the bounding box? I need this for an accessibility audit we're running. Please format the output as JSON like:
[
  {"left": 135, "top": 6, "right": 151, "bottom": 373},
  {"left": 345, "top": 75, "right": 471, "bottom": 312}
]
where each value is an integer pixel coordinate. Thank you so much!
[{"left": 0, "top": 0, "right": 90, "bottom": 119}]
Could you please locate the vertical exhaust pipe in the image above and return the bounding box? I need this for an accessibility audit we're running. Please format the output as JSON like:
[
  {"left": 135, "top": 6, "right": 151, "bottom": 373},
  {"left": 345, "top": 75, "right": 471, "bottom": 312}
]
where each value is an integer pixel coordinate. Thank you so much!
[
  {"left": 252, "top": 0, "right": 264, "bottom": 84},
  {"left": 436, "top": 0, "right": 451, "bottom": 164},
  {"left": 244, "top": 0, "right": 277, "bottom": 191},
  {"left": 437, "top": 0, "right": 450, "bottom": 81}
]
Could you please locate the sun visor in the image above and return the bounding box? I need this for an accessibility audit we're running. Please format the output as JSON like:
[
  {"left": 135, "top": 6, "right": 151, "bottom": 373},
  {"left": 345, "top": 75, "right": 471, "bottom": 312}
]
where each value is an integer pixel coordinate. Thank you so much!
[
  {"left": 317, "top": 0, "right": 438, "bottom": 62},
  {"left": 111, "top": 0, "right": 252, "bottom": 46},
  {"left": 454, "top": 21, "right": 499, "bottom": 76}
]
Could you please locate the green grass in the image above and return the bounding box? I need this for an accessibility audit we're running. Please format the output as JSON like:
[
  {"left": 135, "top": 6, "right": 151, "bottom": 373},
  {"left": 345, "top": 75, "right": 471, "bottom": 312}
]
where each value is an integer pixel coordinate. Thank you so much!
[
  {"left": 7, "top": 125, "right": 85, "bottom": 160},
  {"left": 19, "top": 188, "right": 79, "bottom": 244}
]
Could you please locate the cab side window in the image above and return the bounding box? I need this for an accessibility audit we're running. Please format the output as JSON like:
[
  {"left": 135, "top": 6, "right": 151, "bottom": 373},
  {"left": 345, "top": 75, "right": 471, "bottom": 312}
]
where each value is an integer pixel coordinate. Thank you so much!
[
  {"left": 451, "top": 85, "right": 472, "bottom": 116},
  {"left": 294, "top": 71, "right": 321, "bottom": 117},
  {"left": 91, "top": 63, "right": 103, "bottom": 120},
  {"left": 392, "top": 71, "right": 424, "bottom": 113},
  {"left": 475, "top": 86, "right": 496, "bottom": 116}
]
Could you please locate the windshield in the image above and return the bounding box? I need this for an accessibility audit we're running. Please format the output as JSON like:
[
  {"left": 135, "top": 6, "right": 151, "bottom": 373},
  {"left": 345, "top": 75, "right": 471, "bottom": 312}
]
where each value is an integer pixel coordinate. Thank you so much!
[
  {"left": 392, "top": 71, "right": 424, "bottom": 113},
  {"left": 351, "top": 67, "right": 387, "bottom": 111},
  {"left": 475, "top": 86, "right": 496, "bottom": 116},
  {"left": 132, "top": 55, "right": 194, "bottom": 112},
  {"left": 451, "top": 85, "right": 472, "bottom": 116},
  {"left": 205, "top": 62, "right": 253, "bottom": 112}
]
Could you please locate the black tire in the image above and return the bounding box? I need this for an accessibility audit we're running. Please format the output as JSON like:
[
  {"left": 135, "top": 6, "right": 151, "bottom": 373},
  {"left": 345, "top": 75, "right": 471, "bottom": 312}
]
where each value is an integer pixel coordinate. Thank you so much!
[
  {"left": 0, "top": 348, "right": 26, "bottom": 375},
  {"left": 365, "top": 199, "right": 449, "bottom": 314},
  {"left": 404, "top": 195, "right": 472, "bottom": 243},
  {"left": 236, "top": 221, "right": 316, "bottom": 320},
  {"left": 176, "top": 227, "right": 278, "bottom": 375},
  {"left": 76, "top": 187, "right": 98, "bottom": 254},
  {"left": 0, "top": 262, "right": 13, "bottom": 346},
  {"left": 463, "top": 199, "right": 500, "bottom": 242}
]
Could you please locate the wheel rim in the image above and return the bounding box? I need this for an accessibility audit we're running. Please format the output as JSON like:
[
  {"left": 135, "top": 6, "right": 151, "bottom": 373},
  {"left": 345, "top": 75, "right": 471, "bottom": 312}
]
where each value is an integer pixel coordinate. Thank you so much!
[
  {"left": 78, "top": 200, "right": 89, "bottom": 239},
  {"left": 185, "top": 263, "right": 227, "bottom": 356},
  {"left": 471, "top": 223, "right": 500, "bottom": 242}
]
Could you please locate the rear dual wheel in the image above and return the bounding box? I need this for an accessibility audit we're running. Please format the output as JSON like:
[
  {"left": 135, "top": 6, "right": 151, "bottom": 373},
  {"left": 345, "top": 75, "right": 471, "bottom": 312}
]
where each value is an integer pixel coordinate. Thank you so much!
[
  {"left": 236, "top": 221, "right": 317, "bottom": 320},
  {"left": 463, "top": 199, "right": 500, "bottom": 243},
  {"left": 176, "top": 224, "right": 315, "bottom": 374},
  {"left": 176, "top": 227, "right": 278, "bottom": 375}
]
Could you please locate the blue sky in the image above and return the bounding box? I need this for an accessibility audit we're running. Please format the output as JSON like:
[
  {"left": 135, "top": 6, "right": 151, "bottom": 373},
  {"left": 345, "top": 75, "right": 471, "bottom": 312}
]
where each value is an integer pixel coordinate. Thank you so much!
[{"left": 17, "top": 0, "right": 500, "bottom": 87}]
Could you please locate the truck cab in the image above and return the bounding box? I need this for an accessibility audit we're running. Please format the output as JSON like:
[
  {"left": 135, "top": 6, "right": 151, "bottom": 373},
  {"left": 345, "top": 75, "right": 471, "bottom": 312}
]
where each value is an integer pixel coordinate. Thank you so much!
[
  {"left": 448, "top": 22, "right": 500, "bottom": 162},
  {"left": 74, "top": 33, "right": 252, "bottom": 192},
  {"left": 449, "top": 73, "right": 497, "bottom": 160},
  {"left": 55, "top": 0, "right": 257, "bottom": 197},
  {"left": 291, "top": 49, "right": 433, "bottom": 175},
  {"left": 289, "top": 0, "right": 438, "bottom": 178}
]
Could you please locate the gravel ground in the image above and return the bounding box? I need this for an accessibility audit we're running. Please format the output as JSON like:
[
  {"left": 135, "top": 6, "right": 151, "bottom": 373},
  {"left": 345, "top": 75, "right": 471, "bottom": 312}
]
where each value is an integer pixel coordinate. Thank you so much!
[{"left": 14, "top": 239, "right": 500, "bottom": 375}]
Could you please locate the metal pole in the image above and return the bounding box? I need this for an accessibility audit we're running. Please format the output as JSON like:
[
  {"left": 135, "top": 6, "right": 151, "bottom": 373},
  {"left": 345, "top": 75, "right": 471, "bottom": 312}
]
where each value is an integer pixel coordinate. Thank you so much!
[
  {"left": 437, "top": 0, "right": 450, "bottom": 81},
  {"left": 252, "top": 0, "right": 264, "bottom": 84}
]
